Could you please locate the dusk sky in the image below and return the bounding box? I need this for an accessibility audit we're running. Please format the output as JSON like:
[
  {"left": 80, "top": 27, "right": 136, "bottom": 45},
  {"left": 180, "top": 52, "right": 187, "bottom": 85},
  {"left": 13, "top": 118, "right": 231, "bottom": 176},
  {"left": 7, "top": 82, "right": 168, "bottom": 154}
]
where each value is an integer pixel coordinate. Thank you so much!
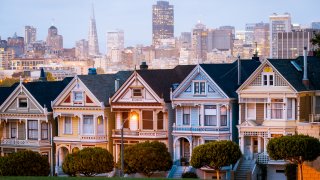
[{"left": 1, "top": 0, "right": 319, "bottom": 53}]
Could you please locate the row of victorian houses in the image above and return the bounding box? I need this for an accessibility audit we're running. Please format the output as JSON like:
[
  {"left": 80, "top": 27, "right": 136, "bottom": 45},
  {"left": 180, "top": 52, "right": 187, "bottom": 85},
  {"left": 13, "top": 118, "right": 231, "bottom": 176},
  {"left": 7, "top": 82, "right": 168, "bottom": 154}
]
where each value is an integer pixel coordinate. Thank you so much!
[{"left": 0, "top": 51, "right": 319, "bottom": 179}]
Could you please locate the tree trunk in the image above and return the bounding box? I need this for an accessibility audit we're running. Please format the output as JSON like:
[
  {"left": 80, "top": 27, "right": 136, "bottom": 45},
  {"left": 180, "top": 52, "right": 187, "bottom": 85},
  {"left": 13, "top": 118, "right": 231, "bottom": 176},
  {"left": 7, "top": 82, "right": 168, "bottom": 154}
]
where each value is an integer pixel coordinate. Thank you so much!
[
  {"left": 299, "top": 163, "right": 303, "bottom": 180},
  {"left": 216, "top": 169, "right": 220, "bottom": 180}
]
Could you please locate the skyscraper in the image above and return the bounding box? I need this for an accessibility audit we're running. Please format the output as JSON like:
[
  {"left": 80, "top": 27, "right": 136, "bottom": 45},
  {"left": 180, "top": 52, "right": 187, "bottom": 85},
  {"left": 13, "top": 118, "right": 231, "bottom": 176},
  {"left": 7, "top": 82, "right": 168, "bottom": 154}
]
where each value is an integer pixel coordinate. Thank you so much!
[
  {"left": 152, "top": 1, "right": 174, "bottom": 47},
  {"left": 88, "top": 4, "right": 99, "bottom": 56},
  {"left": 46, "top": 25, "right": 63, "bottom": 51},
  {"left": 269, "top": 13, "right": 291, "bottom": 58},
  {"left": 107, "top": 30, "right": 124, "bottom": 63},
  {"left": 192, "top": 21, "right": 208, "bottom": 62},
  {"left": 75, "top": 39, "right": 89, "bottom": 60},
  {"left": 24, "top": 26, "right": 36, "bottom": 45}
]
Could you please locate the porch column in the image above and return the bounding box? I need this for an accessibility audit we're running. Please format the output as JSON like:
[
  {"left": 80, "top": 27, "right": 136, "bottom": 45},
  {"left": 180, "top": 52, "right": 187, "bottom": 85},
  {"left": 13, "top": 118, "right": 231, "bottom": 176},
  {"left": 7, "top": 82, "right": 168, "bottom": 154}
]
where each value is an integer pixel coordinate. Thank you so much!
[
  {"left": 250, "top": 137, "right": 254, "bottom": 159},
  {"left": 93, "top": 115, "right": 97, "bottom": 135},
  {"left": 263, "top": 138, "right": 268, "bottom": 153},
  {"left": 258, "top": 136, "right": 262, "bottom": 153},
  {"left": 240, "top": 135, "right": 244, "bottom": 153},
  {"left": 200, "top": 104, "right": 204, "bottom": 126},
  {"left": 38, "top": 119, "right": 41, "bottom": 141},
  {"left": 25, "top": 119, "right": 28, "bottom": 140},
  {"left": 55, "top": 148, "right": 59, "bottom": 173},
  {"left": 217, "top": 104, "right": 220, "bottom": 127},
  {"left": 153, "top": 110, "right": 157, "bottom": 130}
]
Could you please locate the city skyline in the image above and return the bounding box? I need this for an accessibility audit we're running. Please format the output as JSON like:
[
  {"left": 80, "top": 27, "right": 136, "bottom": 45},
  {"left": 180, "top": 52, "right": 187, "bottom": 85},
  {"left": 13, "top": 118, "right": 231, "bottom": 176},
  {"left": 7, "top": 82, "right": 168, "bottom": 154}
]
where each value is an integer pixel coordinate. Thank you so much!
[{"left": 1, "top": 0, "right": 320, "bottom": 53}]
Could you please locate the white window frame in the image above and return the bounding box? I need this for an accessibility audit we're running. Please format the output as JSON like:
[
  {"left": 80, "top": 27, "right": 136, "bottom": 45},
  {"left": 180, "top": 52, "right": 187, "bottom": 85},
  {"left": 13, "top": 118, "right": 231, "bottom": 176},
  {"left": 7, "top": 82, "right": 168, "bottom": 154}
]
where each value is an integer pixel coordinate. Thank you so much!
[
  {"left": 269, "top": 98, "right": 284, "bottom": 120},
  {"left": 17, "top": 97, "right": 28, "bottom": 108},
  {"left": 261, "top": 73, "right": 274, "bottom": 86},
  {"left": 64, "top": 117, "right": 72, "bottom": 135},
  {"left": 97, "top": 116, "right": 104, "bottom": 135},
  {"left": 132, "top": 88, "right": 143, "bottom": 98},
  {"left": 220, "top": 105, "right": 228, "bottom": 126},
  {"left": 193, "top": 81, "right": 206, "bottom": 95},
  {"left": 182, "top": 107, "right": 190, "bottom": 126},
  {"left": 83, "top": 115, "right": 94, "bottom": 135},
  {"left": 286, "top": 98, "right": 295, "bottom": 120},
  {"left": 246, "top": 103, "right": 256, "bottom": 120},
  {"left": 204, "top": 105, "right": 217, "bottom": 126},
  {"left": 72, "top": 91, "right": 84, "bottom": 105}
]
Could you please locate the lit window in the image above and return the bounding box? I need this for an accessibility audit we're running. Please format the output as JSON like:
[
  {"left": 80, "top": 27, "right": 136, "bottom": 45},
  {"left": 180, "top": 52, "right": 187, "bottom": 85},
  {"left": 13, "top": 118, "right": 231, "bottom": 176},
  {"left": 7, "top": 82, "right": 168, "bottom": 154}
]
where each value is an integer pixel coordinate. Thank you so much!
[
  {"left": 97, "top": 116, "right": 104, "bottom": 134},
  {"left": 18, "top": 98, "right": 28, "bottom": 108},
  {"left": 132, "top": 89, "right": 142, "bottom": 97}
]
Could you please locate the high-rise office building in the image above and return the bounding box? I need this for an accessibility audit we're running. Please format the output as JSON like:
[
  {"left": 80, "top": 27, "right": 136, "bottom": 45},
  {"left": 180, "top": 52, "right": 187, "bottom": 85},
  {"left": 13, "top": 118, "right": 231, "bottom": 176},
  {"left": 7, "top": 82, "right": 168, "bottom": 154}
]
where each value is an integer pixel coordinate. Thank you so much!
[
  {"left": 192, "top": 22, "right": 208, "bottom": 62},
  {"left": 269, "top": 13, "right": 291, "bottom": 58},
  {"left": 75, "top": 39, "right": 89, "bottom": 60},
  {"left": 0, "top": 48, "right": 14, "bottom": 69},
  {"left": 88, "top": 4, "right": 100, "bottom": 56},
  {"left": 46, "top": 25, "right": 63, "bottom": 51},
  {"left": 7, "top": 32, "right": 24, "bottom": 57},
  {"left": 152, "top": 1, "right": 174, "bottom": 47},
  {"left": 245, "top": 23, "right": 256, "bottom": 45},
  {"left": 208, "top": 29, "right": 233, "bottom": 51},
  {"left": 253, "top": 22, "right": 270, "bottom": 59},
  {"left": 276, "top": 29, "right": 319, "bottom": 59},
  {"left": 25, "top": 26, "right": 36, "bottom": 45},
  {"left": 107, "top": 30, "right": 124, "bottom": 63},
  {"left": 179, "top": 32, "right": 192, "bottom": 49}
]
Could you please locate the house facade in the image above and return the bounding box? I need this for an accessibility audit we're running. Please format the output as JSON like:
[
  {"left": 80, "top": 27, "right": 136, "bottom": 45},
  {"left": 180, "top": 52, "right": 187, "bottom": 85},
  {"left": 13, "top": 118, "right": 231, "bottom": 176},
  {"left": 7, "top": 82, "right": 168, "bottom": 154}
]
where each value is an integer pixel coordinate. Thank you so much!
[
  {"left": 52, "top": 72, "right": 131, "bottom": 173},
  {"left": 0, "top": 79, "right": 70, "bottom": 175},
  {"left": 110, "top": 65, "right": 195, "bottom": 162}
]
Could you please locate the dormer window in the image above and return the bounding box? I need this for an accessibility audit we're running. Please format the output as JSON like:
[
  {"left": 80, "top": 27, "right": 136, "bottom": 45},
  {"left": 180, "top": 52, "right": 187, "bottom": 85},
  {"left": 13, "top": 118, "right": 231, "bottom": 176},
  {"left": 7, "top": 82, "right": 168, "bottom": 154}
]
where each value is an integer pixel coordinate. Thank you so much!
[
  {"left": 262, "top": 66, "right": 274, "bottom": 86},
  {"left": 132, "top": 88, "right": 142, "bottom": 97},
  {"left": 18, "top": 98, "right": 28, "bottom": 108},
  {"left": 73, "top": 92, "right": 83, "bottom": 101},
  {"left": 193, "top": 81, "right": 206, "bottom": 95}
]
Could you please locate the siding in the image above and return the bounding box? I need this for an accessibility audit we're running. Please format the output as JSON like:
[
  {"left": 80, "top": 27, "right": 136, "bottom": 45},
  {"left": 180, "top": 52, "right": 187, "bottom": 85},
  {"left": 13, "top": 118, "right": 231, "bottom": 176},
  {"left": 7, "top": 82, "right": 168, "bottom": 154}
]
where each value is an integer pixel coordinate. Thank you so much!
[
  {"left": 300, "top": 96, "right": 311, "bottom": 122},
  {"left": 256, "top": 104, "right": 264, "bottom": 125},
  {"left": 18, "top": 122, "right": 26, "bottom": 140},
  {"left": 191, "top": 107, "right": 199, "bottom": 126}
]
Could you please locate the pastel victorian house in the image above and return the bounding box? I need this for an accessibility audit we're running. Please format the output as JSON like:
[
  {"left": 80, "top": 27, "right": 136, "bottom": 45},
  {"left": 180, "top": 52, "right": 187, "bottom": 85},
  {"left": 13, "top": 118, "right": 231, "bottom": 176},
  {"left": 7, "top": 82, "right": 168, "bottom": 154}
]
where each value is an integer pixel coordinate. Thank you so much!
[
  {"left": 110, "top": 65, "right": 195, "bottom": 162},
  {"left": 52, "top": 71, "right": 131, "bottom": 173},
  {"left": 0, "top": 78, "right": 70, "bottom": 175},
  {"left": 236, "top": 53, "right": 320, "bottom": 179}
]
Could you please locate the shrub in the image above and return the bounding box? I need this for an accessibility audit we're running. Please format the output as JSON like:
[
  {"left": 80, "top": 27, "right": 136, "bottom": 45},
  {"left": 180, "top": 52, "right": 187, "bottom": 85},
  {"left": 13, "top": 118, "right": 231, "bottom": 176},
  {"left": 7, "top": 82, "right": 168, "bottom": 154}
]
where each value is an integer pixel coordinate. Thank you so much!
[
  {"left": 0, "top": 150, "right": 50, "bottom": 176},
  {"left": 62, "top": 147, "right": 114, "bottom": 177},
  {"left": 285, "top": 163, "right": 297, "bottom": 180},
  {"left": 182, "top": 171, "right": 198, "bottom": 178}
]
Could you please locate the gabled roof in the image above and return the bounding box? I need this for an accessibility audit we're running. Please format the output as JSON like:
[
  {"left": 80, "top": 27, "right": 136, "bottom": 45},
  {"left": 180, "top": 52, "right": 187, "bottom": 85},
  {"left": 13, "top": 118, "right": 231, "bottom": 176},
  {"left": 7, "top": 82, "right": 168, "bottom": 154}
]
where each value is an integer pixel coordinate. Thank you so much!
[
  {"left": 200, "top": 60, "right": 261, "bottom": 98},
  {"left": 20, "top": 77, "right": 73, "bottom": 111},
  {"left": 78, "top": 71, "right": 133, "bottom": 106},
  {"left": 0, "top": 86, "right": 16, "bottom": 105},
  {"left": 268, "top": 56, "right": 320, "bottom": 91},
  {"left": 136, "top": 65, "right": 196, "bottom": 102}
]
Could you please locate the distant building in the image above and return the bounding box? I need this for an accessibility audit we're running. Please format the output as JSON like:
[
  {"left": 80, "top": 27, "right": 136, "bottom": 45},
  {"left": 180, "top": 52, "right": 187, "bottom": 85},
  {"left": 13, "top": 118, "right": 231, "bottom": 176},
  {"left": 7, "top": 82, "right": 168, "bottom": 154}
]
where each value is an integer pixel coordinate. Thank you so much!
[
  {"left": 269, "top": 13, "right": 291, "bottom": 58},
  {"left": 107, "top": 30, "right": 124, "bottom": 63},
  {"left": 152, "top": 1, "right": 174, "bottom": 47},
  {"left": 7, "top": 33, "right": 24, "bottom": 57},
  {"left": 245, "top": 23, "right": 256, "bottom": 45},
  {"left": 0, "top": 48, "right": 14, "bottom": 69},
  {"left": 192, "top": 21, "right": 208, "bottom": 62},
  {"left": 24, "top": 26, "right": 36, "bottom": 45},
  {"left": 88, "top": 4, "right": 100, "bottom": 56},
  {"left": 253, "top": 22, "right": 270, "bottom": 60},
  {"left": 179, "top": 32, "right": 192, "bottom": 49},
  {"left": 208, "top": 28, "right": 233, "bottom": 51},
  {"left": 311, "top": 22, "right": 320, "bottom": 30},
  {"left": 276, "top": 29, "right": 319, "bottom": 59},
  {"left": 46, "top": 26, "right": 63, "bottom": 52},
  {"left": 75, "top": 39, "right": 89, "bottom": 60},
  {"left": 219, "top": 25, "right": 235, "bottom": 39}
]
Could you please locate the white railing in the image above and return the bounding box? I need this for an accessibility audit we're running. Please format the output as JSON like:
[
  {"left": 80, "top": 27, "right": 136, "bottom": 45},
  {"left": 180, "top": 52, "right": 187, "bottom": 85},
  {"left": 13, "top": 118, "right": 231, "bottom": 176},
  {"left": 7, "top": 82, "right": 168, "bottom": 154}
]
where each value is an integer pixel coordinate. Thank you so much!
[
  {"left": 172, "top": 125, "right": 229, "bottom": 132},
  {"left": 80, "top": 135, "right": 107, "bottom": 141},
  {"left": 309, "top": 114, "right": 320, "bottom": 123},
  {"left": 112, "top": 129, "right": 167, "bottom": 138},
  {"left": 1, "top": 138, "right": 50, "bottom": 146},
  {"left": 257, "top": 152, "right": 269, "bottom": 164}
]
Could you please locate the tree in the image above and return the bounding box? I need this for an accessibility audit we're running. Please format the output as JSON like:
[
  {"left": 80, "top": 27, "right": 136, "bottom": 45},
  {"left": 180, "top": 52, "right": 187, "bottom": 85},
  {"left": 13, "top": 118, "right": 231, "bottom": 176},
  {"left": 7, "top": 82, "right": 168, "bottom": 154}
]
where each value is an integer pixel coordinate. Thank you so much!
[
  {"left": 190, "top": 140, "right": 242, "bottom": 180},
  {"left": 62, "top": 147, "right": 114, "bottom": 177},
  {"left": 267, "top": 134, "right": 320, "bottom": 180},
  {"left": 0, "top": 150, "right": 50, "bottom": 176},
  {"left": 122, "top": 141, "right": 172, "bottom": 177},
  {"left": 311, "top": 32, "right": 320, "bottom": 57},
  {"left": 46, "top": 72, "right": 56, "bottom": 81},
  {"left": 0, "top": 77, "right": 19, "bottom": 87}
]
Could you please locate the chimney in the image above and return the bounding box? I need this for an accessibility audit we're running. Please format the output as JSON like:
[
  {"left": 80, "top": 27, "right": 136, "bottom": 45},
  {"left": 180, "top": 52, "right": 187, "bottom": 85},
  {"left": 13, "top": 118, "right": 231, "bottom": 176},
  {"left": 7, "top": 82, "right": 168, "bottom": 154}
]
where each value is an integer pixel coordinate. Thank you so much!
[
  {"left": 140, "top": 61, "right": 148, "bottom": 70},
  {"left": 88, "top": 68, "right": 97, "bottom": 75},
  {"left": 238, "top": 55, "right": 241, "bottom": 85},
  {"left": 115, "top": 79, "right": 120, "bottom": 92},
  {"left": 302, "top": 47, "right": 309, "bottom": 88}
]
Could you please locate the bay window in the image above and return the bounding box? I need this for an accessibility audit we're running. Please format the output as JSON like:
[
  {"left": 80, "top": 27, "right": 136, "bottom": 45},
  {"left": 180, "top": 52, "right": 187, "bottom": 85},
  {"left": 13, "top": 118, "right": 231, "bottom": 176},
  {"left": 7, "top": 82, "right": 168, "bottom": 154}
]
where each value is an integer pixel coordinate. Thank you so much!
[
  {"left": 157, "top": 112, "right": 164, "bottom": 130},
  {"left": 97, "top": 116, "right": 104, "bottom": 134},
  {"left": 271, "top": 99, "right": 284, "bottom": 119},
  {"left": 28, "top": 120, "right": 38, "bottom": 140},
  {"left": 10, "top": 122, "right": 17, "bottom": 138},
  {"left": 64, "top": 117, "right": 72, "bottom": 134},
  {"left": 220, "top": 106, "right": 227, "bottom": 126},
  {"left": 182, "top": 107, "right": 190, "bottom": 125},
  {"left": 83, "top": 115, "right": 94, "bottom": 134},
  {"left": 142, "top": 111, "right": 153, "bottom": 130},
  {"left": 41, "top": 123, "right": 48, "bottom": 140},
  {"left": 287, "top": 98, "right": 295, "bottom": 120},
  {"left": 247, "top": 103, "right": 256, "bottom": 120}
]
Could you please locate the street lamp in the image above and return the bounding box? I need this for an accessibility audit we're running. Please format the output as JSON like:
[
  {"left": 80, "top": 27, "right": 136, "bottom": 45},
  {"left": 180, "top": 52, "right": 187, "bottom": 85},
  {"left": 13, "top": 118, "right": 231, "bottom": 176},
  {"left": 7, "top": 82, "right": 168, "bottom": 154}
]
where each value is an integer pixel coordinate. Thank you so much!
[{"left": 120, "top": 112, "right": 138, "bottom": 177}]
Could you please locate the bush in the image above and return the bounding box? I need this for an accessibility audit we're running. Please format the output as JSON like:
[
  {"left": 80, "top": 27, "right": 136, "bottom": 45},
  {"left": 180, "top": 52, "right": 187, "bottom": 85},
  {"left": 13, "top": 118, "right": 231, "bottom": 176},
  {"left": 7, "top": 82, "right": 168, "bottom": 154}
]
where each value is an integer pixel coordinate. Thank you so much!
[
  {"left": 182, "top": 171, "right": 198, "bottom": 178},
  {"left": 285, "top": 163, "right": 297, "bottom": 180},
  {"left": 0, "top": 150, "right": 50, "bottom": 176},
  {"left": 62, "top": 147, "right": 114, "bottom": 176}
]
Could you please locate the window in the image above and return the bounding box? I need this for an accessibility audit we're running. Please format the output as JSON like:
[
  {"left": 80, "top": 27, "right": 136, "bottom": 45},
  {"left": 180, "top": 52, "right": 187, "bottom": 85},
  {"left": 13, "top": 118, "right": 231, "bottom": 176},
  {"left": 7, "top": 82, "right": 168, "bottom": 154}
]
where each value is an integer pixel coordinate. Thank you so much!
[
  {"left": 41, "top": 123, "right": 48, "bottom": 140},
  {"left": 247, "top": 103, "right": 256, "bottom": 119},
  {"left": 18, "top": 98, "right": 28, "bottom": 108},
  {"left": 262, "top": 74, "right": 274, "bottom": 86},
  {"left": 122, "top": 112, "right": 129, "bottom": 128},
  {"left": 220, "top": 106, "right": 227, "bottom": 126},
  {"left": 142, "top": 111, "right": 153, "bottom": 130},
  {"left": 83, "top": 115, "right": 94, "bottom": 135},
  {"left": 132, "top": 89, "right": 142, "bottom": 97},
  {"left": 64, "top": 117, "right": 72, "bottom": 134},
  {"left": 11, "top": 122, "right": 17, "bottom": 138},
  {"left": 157, "top": 112, "right": 164, "bottom": 130},
  {"left": 271, "top": 99, "right": 284, "bottom": 119},
  {"left": 73, "top": 92, "right": 83, "bottom": 101},
  {"left": 97, "top": 116, "right": 104, "bottom": 134},
  {"left": 287, "top": 98, "right": 294, "bottom": 119},
  {"left": 28, "top": 120, "right": 38, "bottom": 140},
  {"left": 194, "top": 81, "right": 205, "bottom": 95},
  {"left": 182, "top": 107, "right": 190, "bottom": 125},
  {"left": 204, "top": 105, "right": 217, "bottom": 126}
]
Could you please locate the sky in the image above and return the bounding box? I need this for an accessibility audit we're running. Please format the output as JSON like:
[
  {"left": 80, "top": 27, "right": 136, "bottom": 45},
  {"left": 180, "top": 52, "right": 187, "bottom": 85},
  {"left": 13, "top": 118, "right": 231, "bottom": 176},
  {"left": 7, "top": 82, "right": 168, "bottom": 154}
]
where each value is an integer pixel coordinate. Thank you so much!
[{"left": 0, "top": 0, "right": 319, "bottom": 54}]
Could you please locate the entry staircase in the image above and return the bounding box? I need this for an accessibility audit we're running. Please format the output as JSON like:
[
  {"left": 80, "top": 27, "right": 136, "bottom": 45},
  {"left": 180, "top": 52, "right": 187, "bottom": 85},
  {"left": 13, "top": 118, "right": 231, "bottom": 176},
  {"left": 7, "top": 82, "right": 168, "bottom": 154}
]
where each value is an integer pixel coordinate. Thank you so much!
[
  {"left": 234, "top": 159, "right": 255, "bottom": 180},
  {"left": 167, "top": 165, "right": 193, "bottom": 178}
]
